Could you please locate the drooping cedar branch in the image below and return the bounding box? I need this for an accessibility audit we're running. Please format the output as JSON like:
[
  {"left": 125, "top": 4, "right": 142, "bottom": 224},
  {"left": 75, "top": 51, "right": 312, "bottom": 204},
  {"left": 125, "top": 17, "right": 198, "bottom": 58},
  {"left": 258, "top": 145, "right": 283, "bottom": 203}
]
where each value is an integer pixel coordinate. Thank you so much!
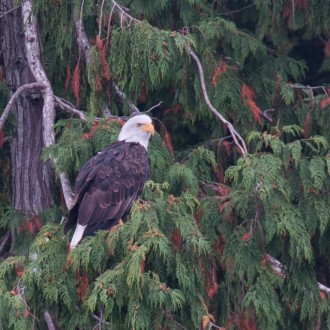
[
  {"left": 21, "top": 0, "right": 74, "bottom": 209},
  {"left": 0, "top": 82, "right": 45, "bottom": 131}
]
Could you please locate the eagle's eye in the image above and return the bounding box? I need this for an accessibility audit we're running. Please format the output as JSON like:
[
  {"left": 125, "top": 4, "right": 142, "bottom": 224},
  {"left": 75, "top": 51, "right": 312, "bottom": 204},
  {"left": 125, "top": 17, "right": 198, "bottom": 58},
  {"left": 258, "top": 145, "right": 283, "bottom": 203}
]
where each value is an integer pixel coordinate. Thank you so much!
[{"left": 136, "top": 123, "right": 143, "bottom": 127}]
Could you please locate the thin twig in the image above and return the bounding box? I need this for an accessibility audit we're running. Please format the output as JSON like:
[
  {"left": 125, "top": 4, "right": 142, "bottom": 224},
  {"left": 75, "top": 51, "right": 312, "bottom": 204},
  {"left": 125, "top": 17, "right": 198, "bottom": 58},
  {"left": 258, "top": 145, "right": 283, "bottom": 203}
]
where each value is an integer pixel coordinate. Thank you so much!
[
  {"left": 105, "top": 4, "right": 115, "bottom": 49},
  {"left": 79, "top": 0, "right": 85, "bottom": 38},
  {"left": 98, "top": 0, "right": 106, "bottom": 38},
  {"left": 219, "top": 3, "right": 255, "bottom": 16},
  {"left": 0, "top": 83, "right": 46, "bottom": 131},
  {"left": 144, "top": 101, "right": 163, "bottom": 113},
  {"left": 74, "top": 0, "right": 90, "bottom": 63}
]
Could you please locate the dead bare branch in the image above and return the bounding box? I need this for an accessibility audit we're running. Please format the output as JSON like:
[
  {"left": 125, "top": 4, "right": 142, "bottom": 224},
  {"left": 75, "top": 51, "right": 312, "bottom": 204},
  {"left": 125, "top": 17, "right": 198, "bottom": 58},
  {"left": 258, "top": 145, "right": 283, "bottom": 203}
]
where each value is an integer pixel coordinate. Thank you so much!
[
  {"left": 267, "top": 254, "right": 330, "bottom": 294},
  {"left": 112, "top": 82, "right": 140, "bottom": 114},
  {"left": 219, "top": 3, "right": 255, "bottom": 16},
  {"left": 0, "top": 231, "right": 10, "bottom": 255},
  {"left": 92, "top": 314, "right": 109, "bottom": 326},
  {"left": 186, "top": 46, "right": 248, "bottom": 156},
  {"left": 74, "top": 4, "right": 140, "bottom": 115},
  {"left": 43, "top": 309, "right": 57, "bottom": 330},
  {"left": 54, "top": 96, "right": 88, "bottom": 121},
  {"left": 110, "top": 0, "right": 139, "bottom": 27},
  {"left": 0, "top": 4, "right": 20, "bottom": 18},
  {"left": 262, "top": 108, "right": 276, "bottom": 124},
  {"left": 208, "top": 321, "right": 225, "bottom": 329},
  {"left": 0, "top": 83, "right": 46, "bottom": 131},
  {"left": 2, "top": 136, "right": 11, "bottom": 144},
  {"left": 98, "top": 0, "right": 106, "bottom": 38},
  {"left": 144, "top": 101, "right": 163, "bottom": 113}
]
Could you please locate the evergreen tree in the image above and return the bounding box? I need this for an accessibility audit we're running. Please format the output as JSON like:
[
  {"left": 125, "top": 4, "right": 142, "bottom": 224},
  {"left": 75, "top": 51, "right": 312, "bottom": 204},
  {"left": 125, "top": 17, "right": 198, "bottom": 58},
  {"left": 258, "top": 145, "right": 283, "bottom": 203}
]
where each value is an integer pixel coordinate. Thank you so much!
[{"left": 0, "top": 0, "right": 330, "bottom": 329}]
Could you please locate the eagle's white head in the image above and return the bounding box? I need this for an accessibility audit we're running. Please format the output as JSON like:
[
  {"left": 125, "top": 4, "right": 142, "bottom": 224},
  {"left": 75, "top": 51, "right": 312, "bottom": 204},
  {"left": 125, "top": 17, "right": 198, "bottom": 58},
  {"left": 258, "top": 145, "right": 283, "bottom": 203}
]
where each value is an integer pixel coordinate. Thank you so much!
[{"left": 118, "top": 114, "right": 155, "bottom": 149}]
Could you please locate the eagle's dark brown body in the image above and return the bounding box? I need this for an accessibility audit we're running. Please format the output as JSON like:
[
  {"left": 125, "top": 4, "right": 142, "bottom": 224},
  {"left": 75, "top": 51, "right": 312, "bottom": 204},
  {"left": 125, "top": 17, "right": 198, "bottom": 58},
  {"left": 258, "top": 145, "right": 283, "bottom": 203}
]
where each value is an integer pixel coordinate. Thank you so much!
[{"left": 64, "top": 141, "right": 149, "bottom": 238}]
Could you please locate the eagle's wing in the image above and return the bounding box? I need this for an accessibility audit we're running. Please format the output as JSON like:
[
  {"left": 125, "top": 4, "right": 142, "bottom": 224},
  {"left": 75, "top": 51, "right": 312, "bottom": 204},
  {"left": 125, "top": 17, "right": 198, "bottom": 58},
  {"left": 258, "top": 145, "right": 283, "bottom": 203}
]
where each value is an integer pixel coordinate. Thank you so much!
[{"left": 64, "top": 141, "right": 149, "bottom": 236}]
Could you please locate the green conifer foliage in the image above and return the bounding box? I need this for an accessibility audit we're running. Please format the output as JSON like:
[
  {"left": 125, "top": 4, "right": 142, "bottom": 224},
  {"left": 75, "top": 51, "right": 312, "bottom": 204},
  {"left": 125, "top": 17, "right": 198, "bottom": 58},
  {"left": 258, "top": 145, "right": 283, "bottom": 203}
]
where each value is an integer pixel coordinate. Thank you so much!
[{"left": 1, "top": 0, "right": 330, "bottom": 329}]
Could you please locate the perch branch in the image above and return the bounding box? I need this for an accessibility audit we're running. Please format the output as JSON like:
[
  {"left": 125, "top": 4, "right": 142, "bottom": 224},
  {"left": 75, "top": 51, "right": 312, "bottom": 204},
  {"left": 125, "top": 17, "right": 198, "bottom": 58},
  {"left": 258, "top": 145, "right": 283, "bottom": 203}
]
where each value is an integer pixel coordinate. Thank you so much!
[{"left": 0, "top": 83, "right": 46, "bottom": 131}]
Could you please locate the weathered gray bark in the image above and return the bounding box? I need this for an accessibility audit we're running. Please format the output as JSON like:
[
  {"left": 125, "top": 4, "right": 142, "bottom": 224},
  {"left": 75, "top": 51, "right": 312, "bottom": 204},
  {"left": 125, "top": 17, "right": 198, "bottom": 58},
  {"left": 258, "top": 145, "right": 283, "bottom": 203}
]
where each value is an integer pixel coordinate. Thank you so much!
[{"left": 0, "top": 0, "right": 54, "bottom": 214}]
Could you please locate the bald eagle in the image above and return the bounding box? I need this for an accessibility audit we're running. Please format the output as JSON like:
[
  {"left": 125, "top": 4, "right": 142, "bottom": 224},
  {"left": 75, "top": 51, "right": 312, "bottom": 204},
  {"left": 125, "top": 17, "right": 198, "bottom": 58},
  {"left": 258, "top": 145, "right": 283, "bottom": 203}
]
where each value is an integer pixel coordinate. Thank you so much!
[{"left": 64, "top": 114, "right": 155, "bottom": 250}]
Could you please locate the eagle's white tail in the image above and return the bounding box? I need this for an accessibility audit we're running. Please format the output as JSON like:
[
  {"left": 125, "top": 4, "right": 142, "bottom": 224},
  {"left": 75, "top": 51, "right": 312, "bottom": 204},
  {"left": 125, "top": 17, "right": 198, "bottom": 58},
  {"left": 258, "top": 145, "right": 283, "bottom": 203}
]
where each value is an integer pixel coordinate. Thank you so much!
[{"left": 70, "top": 224, "right": 87, "bottom": 250}]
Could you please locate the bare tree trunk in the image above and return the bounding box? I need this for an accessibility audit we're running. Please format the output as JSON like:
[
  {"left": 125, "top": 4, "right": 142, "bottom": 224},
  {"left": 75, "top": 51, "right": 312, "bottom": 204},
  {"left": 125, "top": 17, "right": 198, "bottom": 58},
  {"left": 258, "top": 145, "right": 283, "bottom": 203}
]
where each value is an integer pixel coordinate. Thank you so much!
[{"left": 0, "top": 0, "right": 54, "bottom": 214}]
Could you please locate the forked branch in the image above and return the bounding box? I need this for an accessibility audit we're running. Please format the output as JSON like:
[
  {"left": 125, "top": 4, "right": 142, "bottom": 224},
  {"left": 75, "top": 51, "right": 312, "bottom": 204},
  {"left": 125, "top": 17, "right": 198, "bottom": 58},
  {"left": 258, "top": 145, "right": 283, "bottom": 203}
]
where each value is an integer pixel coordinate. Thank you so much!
[{"left": 21, "top": 0, "right": 74, "bottom": 209}]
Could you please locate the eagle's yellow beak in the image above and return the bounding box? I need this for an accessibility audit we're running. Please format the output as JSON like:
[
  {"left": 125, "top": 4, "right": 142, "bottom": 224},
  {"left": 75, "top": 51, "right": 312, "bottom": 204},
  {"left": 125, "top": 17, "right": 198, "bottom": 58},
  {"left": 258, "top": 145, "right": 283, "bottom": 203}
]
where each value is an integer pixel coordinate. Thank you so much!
[{"left": 142, "top": 122, "right": 155, "bottom": 135}]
